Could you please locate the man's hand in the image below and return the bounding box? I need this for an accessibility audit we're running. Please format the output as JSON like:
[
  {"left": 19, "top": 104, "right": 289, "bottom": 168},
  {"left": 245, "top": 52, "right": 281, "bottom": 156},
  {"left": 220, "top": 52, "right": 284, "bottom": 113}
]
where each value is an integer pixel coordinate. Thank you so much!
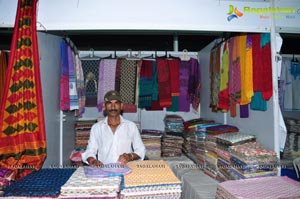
[
  {"left": 117, "top": 153, "right": 131, "bottom": 164},
  {"left": 87, "top": 157, "right": 104, "bottom": 167}
]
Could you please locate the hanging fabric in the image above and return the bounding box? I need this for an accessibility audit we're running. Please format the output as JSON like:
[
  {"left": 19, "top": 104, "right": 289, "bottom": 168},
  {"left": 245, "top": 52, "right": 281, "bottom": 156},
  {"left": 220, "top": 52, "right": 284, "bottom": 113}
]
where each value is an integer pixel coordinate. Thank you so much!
[
  {"left": 0, "top": 0, "right": 46, "bottom": 179},
  {"left": 60, "top": 40, "right": 70, "bottom": 110},
  {"left": 156, "top": 59, "right": 172, "bottom": 108},
  {"left": 67, "top": 45, "right": 79, "bottom": 110},
  {"left": 119, "top": 59, "right": 137, "bottom": 104},
  {"left": 218, "top": 41, "right": 230, "bottom": 112},
  {"left": 97, "top": 59, "right": 117, "bottom": 111},
  {"left": 74, "top": 54, "right": 86, "bottom": 116},
  {"left": 0, "top": 51, "right": 8, "bottom": 101}
]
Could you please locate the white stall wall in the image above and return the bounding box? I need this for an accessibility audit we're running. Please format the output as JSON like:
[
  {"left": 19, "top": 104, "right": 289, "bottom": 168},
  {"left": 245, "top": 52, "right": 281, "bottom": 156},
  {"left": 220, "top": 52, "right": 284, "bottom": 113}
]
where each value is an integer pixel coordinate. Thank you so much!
[
  {"left": 1, "top": 0, "right": 272, "bottom": 33},
  {"left": 38, "top": 32, "right": 63, "bottom": 168}
]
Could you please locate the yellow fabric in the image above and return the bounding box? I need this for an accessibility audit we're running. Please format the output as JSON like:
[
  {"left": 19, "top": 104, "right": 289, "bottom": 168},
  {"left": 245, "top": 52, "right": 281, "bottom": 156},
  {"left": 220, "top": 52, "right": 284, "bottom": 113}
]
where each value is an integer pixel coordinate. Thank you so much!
[
  {"left": 243, "top": 35, "right": 254, "bottom": 104},
  {"left": 219, "top": 42, "right": 229, "bottom": 92},
  {"left": 239, "top": 34, "right": 247, "bottom": 105},
  {"left": 125, "top": 160, "right": 180, "bottom": 187}
]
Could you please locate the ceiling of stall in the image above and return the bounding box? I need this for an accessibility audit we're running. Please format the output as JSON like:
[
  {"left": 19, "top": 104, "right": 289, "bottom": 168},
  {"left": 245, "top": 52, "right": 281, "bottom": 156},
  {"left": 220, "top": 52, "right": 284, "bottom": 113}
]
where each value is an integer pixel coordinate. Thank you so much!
[{"left": 0, "top": 29, "right": 299, "bottom": 54}]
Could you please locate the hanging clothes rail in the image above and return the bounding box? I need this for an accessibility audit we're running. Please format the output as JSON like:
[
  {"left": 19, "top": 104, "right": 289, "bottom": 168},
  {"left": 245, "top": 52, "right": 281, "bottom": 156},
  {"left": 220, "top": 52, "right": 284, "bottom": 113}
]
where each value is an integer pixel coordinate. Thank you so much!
[{"left": 79, "top": 50, "right": 199, "bottom": 59}]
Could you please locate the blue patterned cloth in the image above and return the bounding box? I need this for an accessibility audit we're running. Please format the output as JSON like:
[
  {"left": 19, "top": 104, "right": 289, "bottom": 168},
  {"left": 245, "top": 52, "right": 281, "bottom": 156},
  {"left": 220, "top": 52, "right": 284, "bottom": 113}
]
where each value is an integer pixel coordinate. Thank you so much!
[{"left": 1, "top": 168, "right": 76, "bottom": 197}]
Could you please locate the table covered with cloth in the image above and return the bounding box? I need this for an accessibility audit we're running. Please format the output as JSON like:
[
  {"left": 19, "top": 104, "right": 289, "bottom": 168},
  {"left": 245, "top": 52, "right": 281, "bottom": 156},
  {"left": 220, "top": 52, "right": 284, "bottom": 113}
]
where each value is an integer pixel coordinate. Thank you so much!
[{"left": 164, "top": 155, "right": 218, "bottom": 199}]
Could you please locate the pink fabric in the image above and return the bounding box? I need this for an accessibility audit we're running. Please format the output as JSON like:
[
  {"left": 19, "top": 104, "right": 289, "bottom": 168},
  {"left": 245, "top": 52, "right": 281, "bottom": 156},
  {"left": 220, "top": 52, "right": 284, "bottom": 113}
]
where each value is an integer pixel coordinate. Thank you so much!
[
  {"left": 217, "top": 176, "right": 300, "bottom": 199},
  {"left": 97, "top": 59, "right": 117, "bottom": 111}
]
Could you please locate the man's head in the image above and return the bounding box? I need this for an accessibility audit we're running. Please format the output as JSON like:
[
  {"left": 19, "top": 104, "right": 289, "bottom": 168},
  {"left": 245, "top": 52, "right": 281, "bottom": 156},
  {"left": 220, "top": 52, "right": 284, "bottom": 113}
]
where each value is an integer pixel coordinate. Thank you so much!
[{"left": 103, "top": 90, "right": 123, "bottom": 116}]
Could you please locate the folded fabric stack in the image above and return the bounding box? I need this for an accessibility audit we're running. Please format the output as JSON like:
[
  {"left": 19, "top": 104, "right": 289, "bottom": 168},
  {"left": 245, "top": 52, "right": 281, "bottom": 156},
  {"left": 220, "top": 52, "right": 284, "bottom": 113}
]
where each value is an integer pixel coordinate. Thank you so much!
[
  {"left": 216, "top": 176, "right": 300, "bottom": 199},
  {"left": 161, "top": 134, "right": 184, "bottom": 157},
  {"left": 183, "top": 119, "right": 215, "bottom": 158},
  {"left": 121, "top": 160, "right": 181, "bottom": 199},
  {"left": 228, "top": 141, "right": 278, "bottom": 180},
  {"left": 74, "top": 119, "right": 97, "bottom": 149},
  {"left": 215, "top": 132, "right": 256, "bottom": 182},
  {"left": 282, "top": 118, "right": 300, "bottom": 161},
  {"left": 59, "top": 167, "right": 121, "bottom": 199},
  {"left": 164, "top": 114, "right": 184, "bottom": 134},
  {"left": 141, "top": 129, "right": 163, "bottom": 160},
  {"left": 188, "top": 123, "right": 220, "bottom": 167},
  {"left": 204, "top": 125, "right": 239, "bottom": 179},
  {"left": 1, "top": 168, "right": 75, "bottom": 198}
]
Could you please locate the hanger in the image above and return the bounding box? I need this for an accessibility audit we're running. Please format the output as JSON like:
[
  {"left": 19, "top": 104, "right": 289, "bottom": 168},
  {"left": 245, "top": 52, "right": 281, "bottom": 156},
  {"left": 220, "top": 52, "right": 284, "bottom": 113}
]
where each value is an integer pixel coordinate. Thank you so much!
[
  {"left": 180, "top": 49, "right": 191, "bottom": 61},
  {"left": 64, "top": 37, "right": 78, "bottom": 55},
  {"left": 292, "top": 54, "right": 299, "bottom": 63},
  {"left": 80, "top": 48, "right": 101, "bottom": 60},
  {"left": 156, "top": 51, "right": 168, "bottom": 59}
]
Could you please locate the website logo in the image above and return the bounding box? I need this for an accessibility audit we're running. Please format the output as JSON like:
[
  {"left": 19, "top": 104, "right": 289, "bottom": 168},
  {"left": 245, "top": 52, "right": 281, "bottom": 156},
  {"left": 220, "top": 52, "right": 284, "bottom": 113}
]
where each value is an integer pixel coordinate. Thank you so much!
[{"left": 227, "top": 5, "right": 243, "bottom": 21}]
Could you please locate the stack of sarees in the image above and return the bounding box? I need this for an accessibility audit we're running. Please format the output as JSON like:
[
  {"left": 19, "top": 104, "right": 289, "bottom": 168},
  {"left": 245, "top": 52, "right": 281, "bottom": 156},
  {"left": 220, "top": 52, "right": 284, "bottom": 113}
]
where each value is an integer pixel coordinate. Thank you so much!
[
  {"left": 121, "top": 160, "right": 181, "bottom": 199},
  {"left": 141, "top": 129, "right": 163, "bottom": 160},
  {"left": 215, "top": 132, "right": 256, "bottom": 182},
  {"left": 204, "top": 125, "right": 239, "bottom": 179},
  {"left": 60, "top": 167, "right": 121, "bottom": 199},
  {"left": 227, "top": 141, "right": 278, "bottom": 180}
]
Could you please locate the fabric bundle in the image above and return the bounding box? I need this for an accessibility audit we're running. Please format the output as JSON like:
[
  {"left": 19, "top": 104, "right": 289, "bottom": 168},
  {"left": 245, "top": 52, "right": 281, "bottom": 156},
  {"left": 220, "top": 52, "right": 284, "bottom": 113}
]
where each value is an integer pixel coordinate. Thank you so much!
[
  {"left": 74, "top": 119, "right": 97, "bottom": 150},
  {"left": 215, "top": 132, "right": 256, "bottom": 182},
  {"left": 204, "top": 125, "right": 239, "bottom": 179},
  {"left": 60, "top": 167, "right": 121, "bottom": 198},
  {"left": 227, "top": 141, "right": 278, "bottom": 180},
  {"left": 162, "top": 115, "right": 185, "bottom": 157},
  {"left": 121, "top": 160, "right": 181, "bottom": 199},
  {"left": 282, "top": 118, "right": 300, "bottom": 161},
  {"left": 1, "top": 169, "right": 75, "bottom": 198},
  {"left": 141, "top": 129, "right": 163, "bottom": 160},
  {"left": 161, "top": 135, "right": 184, "bottom": 157},
  {"left": 216, "top": 176, "right": 300, "bottom": 199},
  {"left": 184, "top": 119, "right": 218, "bottom": 167}
]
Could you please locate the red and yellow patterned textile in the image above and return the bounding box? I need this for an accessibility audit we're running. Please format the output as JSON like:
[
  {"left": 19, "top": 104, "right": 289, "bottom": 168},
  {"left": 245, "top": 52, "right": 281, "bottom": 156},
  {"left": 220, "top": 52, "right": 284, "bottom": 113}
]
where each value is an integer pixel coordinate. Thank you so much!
[{"left": 0, "top": 0, "right": 46, "bottom": 179}]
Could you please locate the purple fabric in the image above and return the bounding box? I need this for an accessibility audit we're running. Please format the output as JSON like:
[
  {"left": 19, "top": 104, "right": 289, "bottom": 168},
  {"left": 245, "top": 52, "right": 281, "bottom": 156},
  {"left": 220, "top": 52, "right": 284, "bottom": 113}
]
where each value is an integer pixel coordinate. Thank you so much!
[
  {"left": 0, "top": 168, "right": 13, "bottom": 178},
  {"left": 178, "top": 60, "right": 190, "bottom": 112},
  {"left": 240, "top": 104, "right": 249, "bottom": 118},
  {"left": 60, "top": 40, "right": 70, "bottom": 111},
  {"left": 68, "top": 46, "right": 79, "bottom": 110},
  {"left": 84, "top": 163, "right": 131, "bottom": 178}
]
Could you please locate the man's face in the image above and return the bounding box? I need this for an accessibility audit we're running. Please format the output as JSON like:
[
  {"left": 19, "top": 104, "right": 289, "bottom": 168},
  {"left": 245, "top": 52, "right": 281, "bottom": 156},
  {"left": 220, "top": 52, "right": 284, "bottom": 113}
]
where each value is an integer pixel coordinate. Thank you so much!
[{"left": 104, "top": 100, "right": 123, "bottom": 116}]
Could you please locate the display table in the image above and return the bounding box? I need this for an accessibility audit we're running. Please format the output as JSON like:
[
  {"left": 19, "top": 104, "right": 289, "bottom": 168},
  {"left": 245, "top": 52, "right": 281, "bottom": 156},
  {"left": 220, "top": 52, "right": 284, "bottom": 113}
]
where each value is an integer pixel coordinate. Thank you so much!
[{"left": 163, "top": 155, "right": 218, "bottom": 199}]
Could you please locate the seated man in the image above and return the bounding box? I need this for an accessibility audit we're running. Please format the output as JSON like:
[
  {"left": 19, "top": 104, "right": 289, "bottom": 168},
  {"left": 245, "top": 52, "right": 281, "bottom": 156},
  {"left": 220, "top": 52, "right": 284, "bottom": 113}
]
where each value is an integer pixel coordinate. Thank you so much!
[{"left": 81, "top": 90, "right": 146, "bottom": 167}]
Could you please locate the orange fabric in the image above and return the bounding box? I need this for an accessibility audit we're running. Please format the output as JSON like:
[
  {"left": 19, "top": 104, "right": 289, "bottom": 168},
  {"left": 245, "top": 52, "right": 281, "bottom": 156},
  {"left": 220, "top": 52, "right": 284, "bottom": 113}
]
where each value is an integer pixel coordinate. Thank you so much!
[{"left": 0, "top": 0, "right": 46, "bottom": 179}]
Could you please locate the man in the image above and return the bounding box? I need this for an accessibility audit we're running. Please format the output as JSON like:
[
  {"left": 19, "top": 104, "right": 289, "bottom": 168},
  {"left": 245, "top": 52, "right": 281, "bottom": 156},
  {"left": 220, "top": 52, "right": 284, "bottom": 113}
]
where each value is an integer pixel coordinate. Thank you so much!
[{"left": 81, "top": 90, "right": 146, "bottom": 166}]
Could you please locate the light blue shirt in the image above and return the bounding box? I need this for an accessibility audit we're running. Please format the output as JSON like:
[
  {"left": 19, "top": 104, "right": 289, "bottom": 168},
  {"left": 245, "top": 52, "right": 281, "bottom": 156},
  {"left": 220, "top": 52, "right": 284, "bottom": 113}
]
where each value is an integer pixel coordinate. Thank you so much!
[{"left": 81, "top": 116, "right": 146, "bottom": 164}]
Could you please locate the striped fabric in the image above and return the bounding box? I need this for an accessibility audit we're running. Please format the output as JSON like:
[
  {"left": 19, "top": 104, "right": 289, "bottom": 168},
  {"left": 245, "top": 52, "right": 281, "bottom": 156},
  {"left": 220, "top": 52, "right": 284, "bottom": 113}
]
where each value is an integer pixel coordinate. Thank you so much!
[{"left": 0, "top": 0, "right": 46, "bottom": 179}]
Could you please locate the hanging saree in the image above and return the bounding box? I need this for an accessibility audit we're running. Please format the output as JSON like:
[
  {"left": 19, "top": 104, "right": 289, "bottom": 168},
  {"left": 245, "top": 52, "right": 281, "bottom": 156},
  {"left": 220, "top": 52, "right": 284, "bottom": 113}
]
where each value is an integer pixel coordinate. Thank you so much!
[{"left": 0, "top": 0, "right": 46, "bottom": 179}]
